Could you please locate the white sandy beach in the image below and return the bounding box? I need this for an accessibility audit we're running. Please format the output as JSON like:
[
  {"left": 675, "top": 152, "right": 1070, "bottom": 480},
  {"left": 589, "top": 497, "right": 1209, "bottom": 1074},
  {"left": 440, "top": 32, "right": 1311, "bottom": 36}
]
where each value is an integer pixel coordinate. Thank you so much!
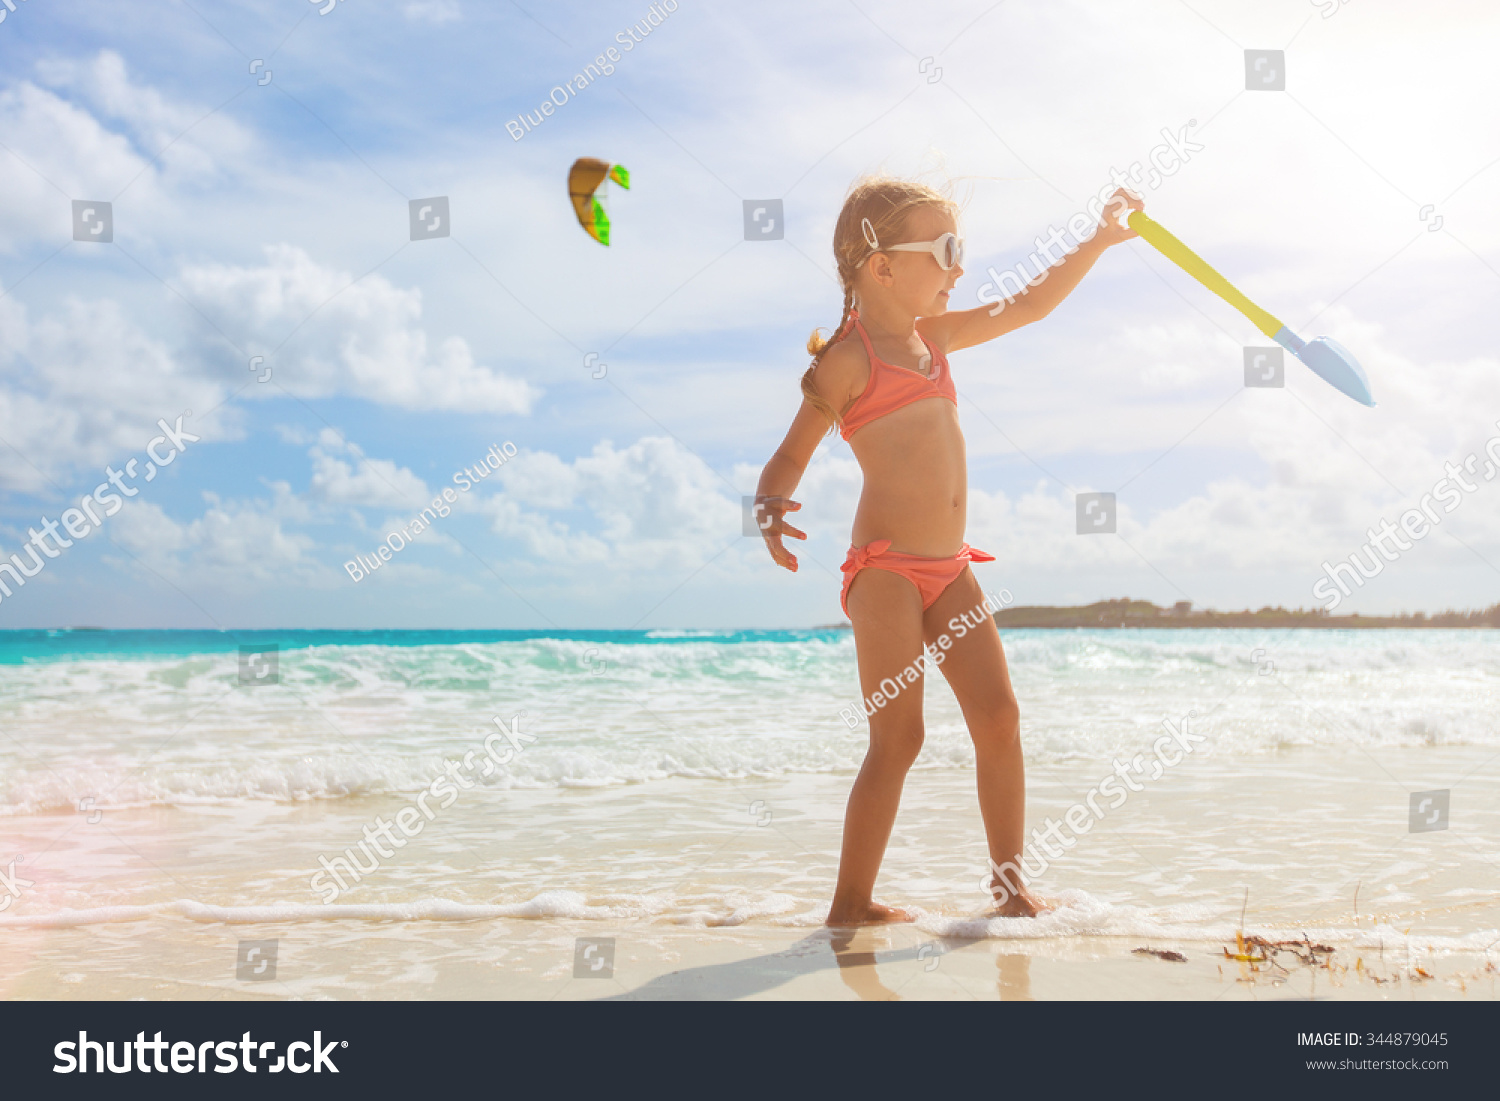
[{"left": 3, "top": 749, "right": 1497, "bottom": 1000}]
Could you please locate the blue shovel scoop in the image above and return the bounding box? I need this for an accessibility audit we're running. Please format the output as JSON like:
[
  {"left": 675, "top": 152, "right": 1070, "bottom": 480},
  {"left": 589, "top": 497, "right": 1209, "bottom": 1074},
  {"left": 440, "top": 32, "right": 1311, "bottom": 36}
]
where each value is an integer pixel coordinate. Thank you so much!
[{"left": 1128, "top": 211, "right": 1375, "bottom": 406}]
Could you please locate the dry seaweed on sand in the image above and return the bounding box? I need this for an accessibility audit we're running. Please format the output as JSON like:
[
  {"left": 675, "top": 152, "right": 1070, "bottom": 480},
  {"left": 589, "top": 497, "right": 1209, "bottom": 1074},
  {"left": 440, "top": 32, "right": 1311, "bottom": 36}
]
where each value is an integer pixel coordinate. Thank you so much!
[
  {"left": 1245, "top": 933, "right": 1336, "bottom": 968},
  {"left": 1223, "top": 932, "right": 1336, "bottom": 971},
  {"left": 1223, "top": 930, "right": 1268, "bottom": 964},
  {"left": 1132, "top": 947, "right": 1187, "bottom": 962}
]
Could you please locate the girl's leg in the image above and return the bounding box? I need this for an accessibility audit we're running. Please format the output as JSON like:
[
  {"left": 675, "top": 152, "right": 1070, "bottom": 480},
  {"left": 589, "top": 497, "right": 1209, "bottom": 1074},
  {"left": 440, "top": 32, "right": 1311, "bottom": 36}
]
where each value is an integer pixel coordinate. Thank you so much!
[
  {"left": 828, "top": 568, "right": 927, "bottom": 926},
  {"left": 922, "top": 568, "right": 1046, "bottom": 917}
]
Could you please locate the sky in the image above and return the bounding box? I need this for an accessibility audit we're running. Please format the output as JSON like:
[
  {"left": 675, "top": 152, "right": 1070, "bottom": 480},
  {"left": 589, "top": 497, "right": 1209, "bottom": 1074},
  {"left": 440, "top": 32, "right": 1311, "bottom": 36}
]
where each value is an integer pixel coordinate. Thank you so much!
[{"left": 0, "top": 0, "right": 1497, "bottom": 630}]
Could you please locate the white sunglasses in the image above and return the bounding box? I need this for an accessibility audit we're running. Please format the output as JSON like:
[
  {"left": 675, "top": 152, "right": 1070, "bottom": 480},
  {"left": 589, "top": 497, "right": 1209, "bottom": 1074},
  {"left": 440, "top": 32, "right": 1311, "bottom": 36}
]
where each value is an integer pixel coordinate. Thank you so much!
[{"left": 861, "top": 217, "right": 965, "bottom": 270}]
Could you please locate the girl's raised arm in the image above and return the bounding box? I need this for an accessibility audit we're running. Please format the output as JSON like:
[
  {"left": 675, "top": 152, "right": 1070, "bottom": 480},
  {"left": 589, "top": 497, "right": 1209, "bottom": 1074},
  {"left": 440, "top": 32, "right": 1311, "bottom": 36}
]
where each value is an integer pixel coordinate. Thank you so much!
[{"left": 921, "top": 187, "right": 1143, "bottom": 355}]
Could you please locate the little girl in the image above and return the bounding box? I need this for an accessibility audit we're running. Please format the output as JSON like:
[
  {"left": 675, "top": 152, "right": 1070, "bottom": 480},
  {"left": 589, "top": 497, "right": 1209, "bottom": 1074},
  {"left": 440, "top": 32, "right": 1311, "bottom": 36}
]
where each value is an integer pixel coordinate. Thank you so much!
[{"left": 755, "top": 176, "right": 1142, "bottom": 924}]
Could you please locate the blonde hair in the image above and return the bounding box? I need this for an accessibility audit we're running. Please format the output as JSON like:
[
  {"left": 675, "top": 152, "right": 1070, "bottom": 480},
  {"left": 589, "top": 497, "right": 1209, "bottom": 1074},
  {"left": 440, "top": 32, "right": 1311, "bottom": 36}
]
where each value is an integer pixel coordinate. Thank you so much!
[{"left": 800, "top": 176, "right": 959, "bottom": 431}]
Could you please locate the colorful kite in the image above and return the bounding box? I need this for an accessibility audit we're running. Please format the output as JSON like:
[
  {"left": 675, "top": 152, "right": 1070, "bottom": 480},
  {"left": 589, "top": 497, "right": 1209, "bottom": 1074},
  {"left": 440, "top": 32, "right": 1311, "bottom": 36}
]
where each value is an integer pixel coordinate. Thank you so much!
[{"left": 568, "top": 158, "right": 630, "bottom": 245}]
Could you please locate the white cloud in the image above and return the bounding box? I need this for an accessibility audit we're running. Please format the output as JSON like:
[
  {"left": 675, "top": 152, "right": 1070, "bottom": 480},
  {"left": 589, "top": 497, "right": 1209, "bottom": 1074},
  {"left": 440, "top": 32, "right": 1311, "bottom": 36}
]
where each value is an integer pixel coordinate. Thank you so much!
[
  {"left": 176, "top": 244, "right": 542, "bottom": 413},
  {"left": 108, "top": 495, "right": 323, "bottom": 590},
  {"left": 0, "top": 51, "right": 256, "bottom": 255},
  {"left": 307, "top": 429, "right": 431, "bottom": 509},
  {"left": 0, "top": 80, "right": 146, "bottom": 253},
  {"left": 485, "top": 437, "right": 739, "bottom": 568},
  {"left": 0, "top": 295, "right": 231, "bottom": 493},
  {"left": 31, "top": 50, "right": 253, "bottom": 175}
]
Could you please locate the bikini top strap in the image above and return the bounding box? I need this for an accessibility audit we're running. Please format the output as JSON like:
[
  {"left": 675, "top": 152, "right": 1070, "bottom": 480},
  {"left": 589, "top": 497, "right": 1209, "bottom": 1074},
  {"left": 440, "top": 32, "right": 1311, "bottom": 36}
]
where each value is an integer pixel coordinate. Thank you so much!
[
  {"left": 914, "top": 331, "right": 938, "bottom": 375},
  {"left": 847, "top": 312, "right": 880, "bottom": 363},
  {"left": 850, "top": 313, "right": 940, "bottom": 378}
]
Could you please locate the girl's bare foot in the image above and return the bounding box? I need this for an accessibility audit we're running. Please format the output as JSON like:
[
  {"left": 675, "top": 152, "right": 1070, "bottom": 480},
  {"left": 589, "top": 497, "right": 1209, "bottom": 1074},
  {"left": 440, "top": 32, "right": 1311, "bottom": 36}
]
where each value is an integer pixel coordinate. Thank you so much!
[
  {"left": 990, "top": 887, "right": 1051, "bottom": 918},
  {"left": 826, "top": 901, "right": 916, "bottom": 927}
]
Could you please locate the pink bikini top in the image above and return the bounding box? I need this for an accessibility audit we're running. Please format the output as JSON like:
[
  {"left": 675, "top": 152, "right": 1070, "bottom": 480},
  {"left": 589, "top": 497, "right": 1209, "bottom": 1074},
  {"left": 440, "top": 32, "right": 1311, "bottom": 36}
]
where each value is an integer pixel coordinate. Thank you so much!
[{"left": 837, "top": 311, "right": 956, "bottom": 441}]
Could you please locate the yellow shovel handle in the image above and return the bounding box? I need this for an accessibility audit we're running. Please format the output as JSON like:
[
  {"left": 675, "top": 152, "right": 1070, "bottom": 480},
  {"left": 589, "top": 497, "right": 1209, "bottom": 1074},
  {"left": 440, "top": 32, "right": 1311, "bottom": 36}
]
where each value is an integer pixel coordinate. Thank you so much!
[{"left": 1127, "top": 211, "right": 1285, "bottom": 339}]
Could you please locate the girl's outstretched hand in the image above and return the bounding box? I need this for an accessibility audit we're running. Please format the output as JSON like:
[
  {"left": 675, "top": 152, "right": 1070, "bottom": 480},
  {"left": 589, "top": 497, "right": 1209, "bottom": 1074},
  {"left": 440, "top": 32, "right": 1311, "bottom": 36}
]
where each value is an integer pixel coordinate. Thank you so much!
[
  {"left": 754, "top": 495, "right": 805, "bottom": 572},
  {"left": 1095, "top": 186, "right": 1144, "bottom": 246}
]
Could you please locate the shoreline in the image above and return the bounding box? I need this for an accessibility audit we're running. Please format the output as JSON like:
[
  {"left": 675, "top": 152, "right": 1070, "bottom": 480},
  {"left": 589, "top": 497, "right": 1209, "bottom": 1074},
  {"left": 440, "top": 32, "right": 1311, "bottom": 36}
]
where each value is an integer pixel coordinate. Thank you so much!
[{"left": 821, "top": 597, "right": 1500, "bottom": 630}]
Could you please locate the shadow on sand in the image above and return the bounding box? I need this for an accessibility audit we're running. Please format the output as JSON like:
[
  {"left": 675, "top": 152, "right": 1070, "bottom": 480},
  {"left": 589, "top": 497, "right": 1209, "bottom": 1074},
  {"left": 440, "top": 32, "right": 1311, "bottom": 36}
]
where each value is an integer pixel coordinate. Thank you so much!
[{"left": 598, "top": 928, "right": 1035, "bottom": 1001}]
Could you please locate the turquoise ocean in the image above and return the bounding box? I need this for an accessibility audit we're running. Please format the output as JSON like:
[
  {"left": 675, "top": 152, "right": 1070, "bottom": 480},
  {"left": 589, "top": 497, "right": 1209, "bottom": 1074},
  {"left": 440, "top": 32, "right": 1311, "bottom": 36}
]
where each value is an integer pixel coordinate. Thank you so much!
[
  {"left": 2, "top": 627, "right": 1497, "bottom": 809},
  {"left": 0, "top": 628, "right": 1496, "bottom": 957}
]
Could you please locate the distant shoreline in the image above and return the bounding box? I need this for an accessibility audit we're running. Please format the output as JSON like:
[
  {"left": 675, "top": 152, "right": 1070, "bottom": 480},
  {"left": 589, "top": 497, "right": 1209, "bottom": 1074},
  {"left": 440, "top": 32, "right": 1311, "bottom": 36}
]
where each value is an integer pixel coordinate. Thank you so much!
[{"left": 816, "top": 598, "right": 1500, "bottom": 630}]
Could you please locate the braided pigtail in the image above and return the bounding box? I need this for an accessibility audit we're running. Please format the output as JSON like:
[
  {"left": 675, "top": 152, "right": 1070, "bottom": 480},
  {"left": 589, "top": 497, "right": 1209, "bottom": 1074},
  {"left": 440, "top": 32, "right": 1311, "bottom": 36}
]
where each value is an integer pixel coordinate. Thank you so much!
[{"left": 801, "top": 286, "right": 855, "bottom": 432}]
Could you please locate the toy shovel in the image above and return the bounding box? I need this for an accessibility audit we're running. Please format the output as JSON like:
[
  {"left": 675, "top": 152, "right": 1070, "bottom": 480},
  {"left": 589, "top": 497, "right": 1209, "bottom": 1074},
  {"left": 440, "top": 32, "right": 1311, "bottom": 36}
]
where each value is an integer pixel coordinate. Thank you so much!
[{"left": 1127, "top": 210, "right": 1375, "bottom": 406}]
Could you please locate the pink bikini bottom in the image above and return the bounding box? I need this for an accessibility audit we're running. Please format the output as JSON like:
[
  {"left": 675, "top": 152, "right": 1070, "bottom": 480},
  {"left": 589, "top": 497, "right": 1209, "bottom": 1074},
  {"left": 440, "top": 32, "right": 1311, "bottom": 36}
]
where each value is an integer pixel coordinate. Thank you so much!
[{"left": 839, "top": 539, "right": 995, "bottom": 618}]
